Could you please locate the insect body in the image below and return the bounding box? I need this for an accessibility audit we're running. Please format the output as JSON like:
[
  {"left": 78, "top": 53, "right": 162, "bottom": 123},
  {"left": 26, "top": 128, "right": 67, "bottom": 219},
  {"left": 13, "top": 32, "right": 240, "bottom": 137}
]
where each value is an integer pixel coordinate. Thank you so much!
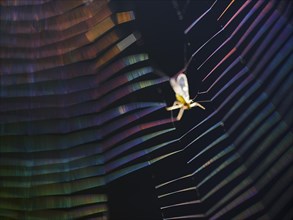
[{"left": 166, "top": 73, "right": 205, "bottom": 121}]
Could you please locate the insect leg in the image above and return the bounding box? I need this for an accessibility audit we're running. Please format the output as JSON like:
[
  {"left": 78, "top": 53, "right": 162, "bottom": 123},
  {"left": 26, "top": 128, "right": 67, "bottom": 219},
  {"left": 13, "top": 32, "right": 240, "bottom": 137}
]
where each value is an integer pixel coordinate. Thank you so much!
[
  {"left": 166, "top": 101, "right": 182, "bottom": 111},
  {"left": 190, "top": 102, "right": 206, "bottom": 110},
  {"left": 176, "top": 107, "right": 185, "bottom": 121}
]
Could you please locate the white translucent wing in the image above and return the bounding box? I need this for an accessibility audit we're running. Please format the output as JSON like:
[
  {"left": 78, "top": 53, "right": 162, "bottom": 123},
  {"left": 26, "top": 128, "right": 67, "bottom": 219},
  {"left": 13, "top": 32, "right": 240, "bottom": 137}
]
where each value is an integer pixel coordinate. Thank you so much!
[{"left": 170, "top": 73, "right": 190, "bottom": 101}]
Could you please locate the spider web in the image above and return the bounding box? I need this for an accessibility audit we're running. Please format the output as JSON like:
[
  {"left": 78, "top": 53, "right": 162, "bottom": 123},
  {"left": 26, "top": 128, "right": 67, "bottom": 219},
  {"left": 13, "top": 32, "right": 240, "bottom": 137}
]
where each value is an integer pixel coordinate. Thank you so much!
[
  {"left": 0, "top": 0, "right": 292, "bottom": 219},
  {"left": 149, "top": 0, "right": 293, "bottom": 219}
]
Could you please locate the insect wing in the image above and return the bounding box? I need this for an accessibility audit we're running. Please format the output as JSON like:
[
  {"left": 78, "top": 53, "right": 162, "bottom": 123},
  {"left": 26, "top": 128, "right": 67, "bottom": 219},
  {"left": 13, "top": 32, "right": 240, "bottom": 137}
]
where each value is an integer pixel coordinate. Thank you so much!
[{"left": 170, "top": 73, "right": 190, "bottom": 101}]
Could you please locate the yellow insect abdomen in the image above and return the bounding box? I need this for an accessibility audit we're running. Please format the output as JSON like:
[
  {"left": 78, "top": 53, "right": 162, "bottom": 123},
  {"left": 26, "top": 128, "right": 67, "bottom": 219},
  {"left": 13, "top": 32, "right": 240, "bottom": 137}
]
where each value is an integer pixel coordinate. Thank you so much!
[{"left": 176, "top": 94, "right": 191, "bottom": 109}]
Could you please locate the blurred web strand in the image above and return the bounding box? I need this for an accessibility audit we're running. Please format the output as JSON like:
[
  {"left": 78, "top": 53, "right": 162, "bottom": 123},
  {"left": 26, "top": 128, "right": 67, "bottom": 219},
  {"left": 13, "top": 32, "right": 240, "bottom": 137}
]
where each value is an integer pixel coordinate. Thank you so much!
[
  {"left": 0, "top": 110, "right": 167, "bottom": 153},
  {"left": 0, "top": 194, "right": 107, "bottom": 210},
  {"left": 0, "top": 53, "right": 149, "bottom": 86},
  {"left": 0, "top": 78, "right": 168, "bottom": 123},
  {"left": 0, "top": 1, "right": 111, "bottom": 45},
  {"left": 0, "top": 128, "right": 175, "bottom": 179},
  {"left": 0, "top": 66, "right": 154, "bottom": 99},
  {"left": 0, "top": 0, "right": 86, "bottom": 21}
]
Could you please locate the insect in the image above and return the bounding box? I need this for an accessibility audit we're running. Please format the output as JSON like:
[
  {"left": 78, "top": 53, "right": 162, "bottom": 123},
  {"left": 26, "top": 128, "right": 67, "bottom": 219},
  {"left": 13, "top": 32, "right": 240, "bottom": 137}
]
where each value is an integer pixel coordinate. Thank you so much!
[{"left": 166, "top": 73, "right": 205, "bottom": 121}]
